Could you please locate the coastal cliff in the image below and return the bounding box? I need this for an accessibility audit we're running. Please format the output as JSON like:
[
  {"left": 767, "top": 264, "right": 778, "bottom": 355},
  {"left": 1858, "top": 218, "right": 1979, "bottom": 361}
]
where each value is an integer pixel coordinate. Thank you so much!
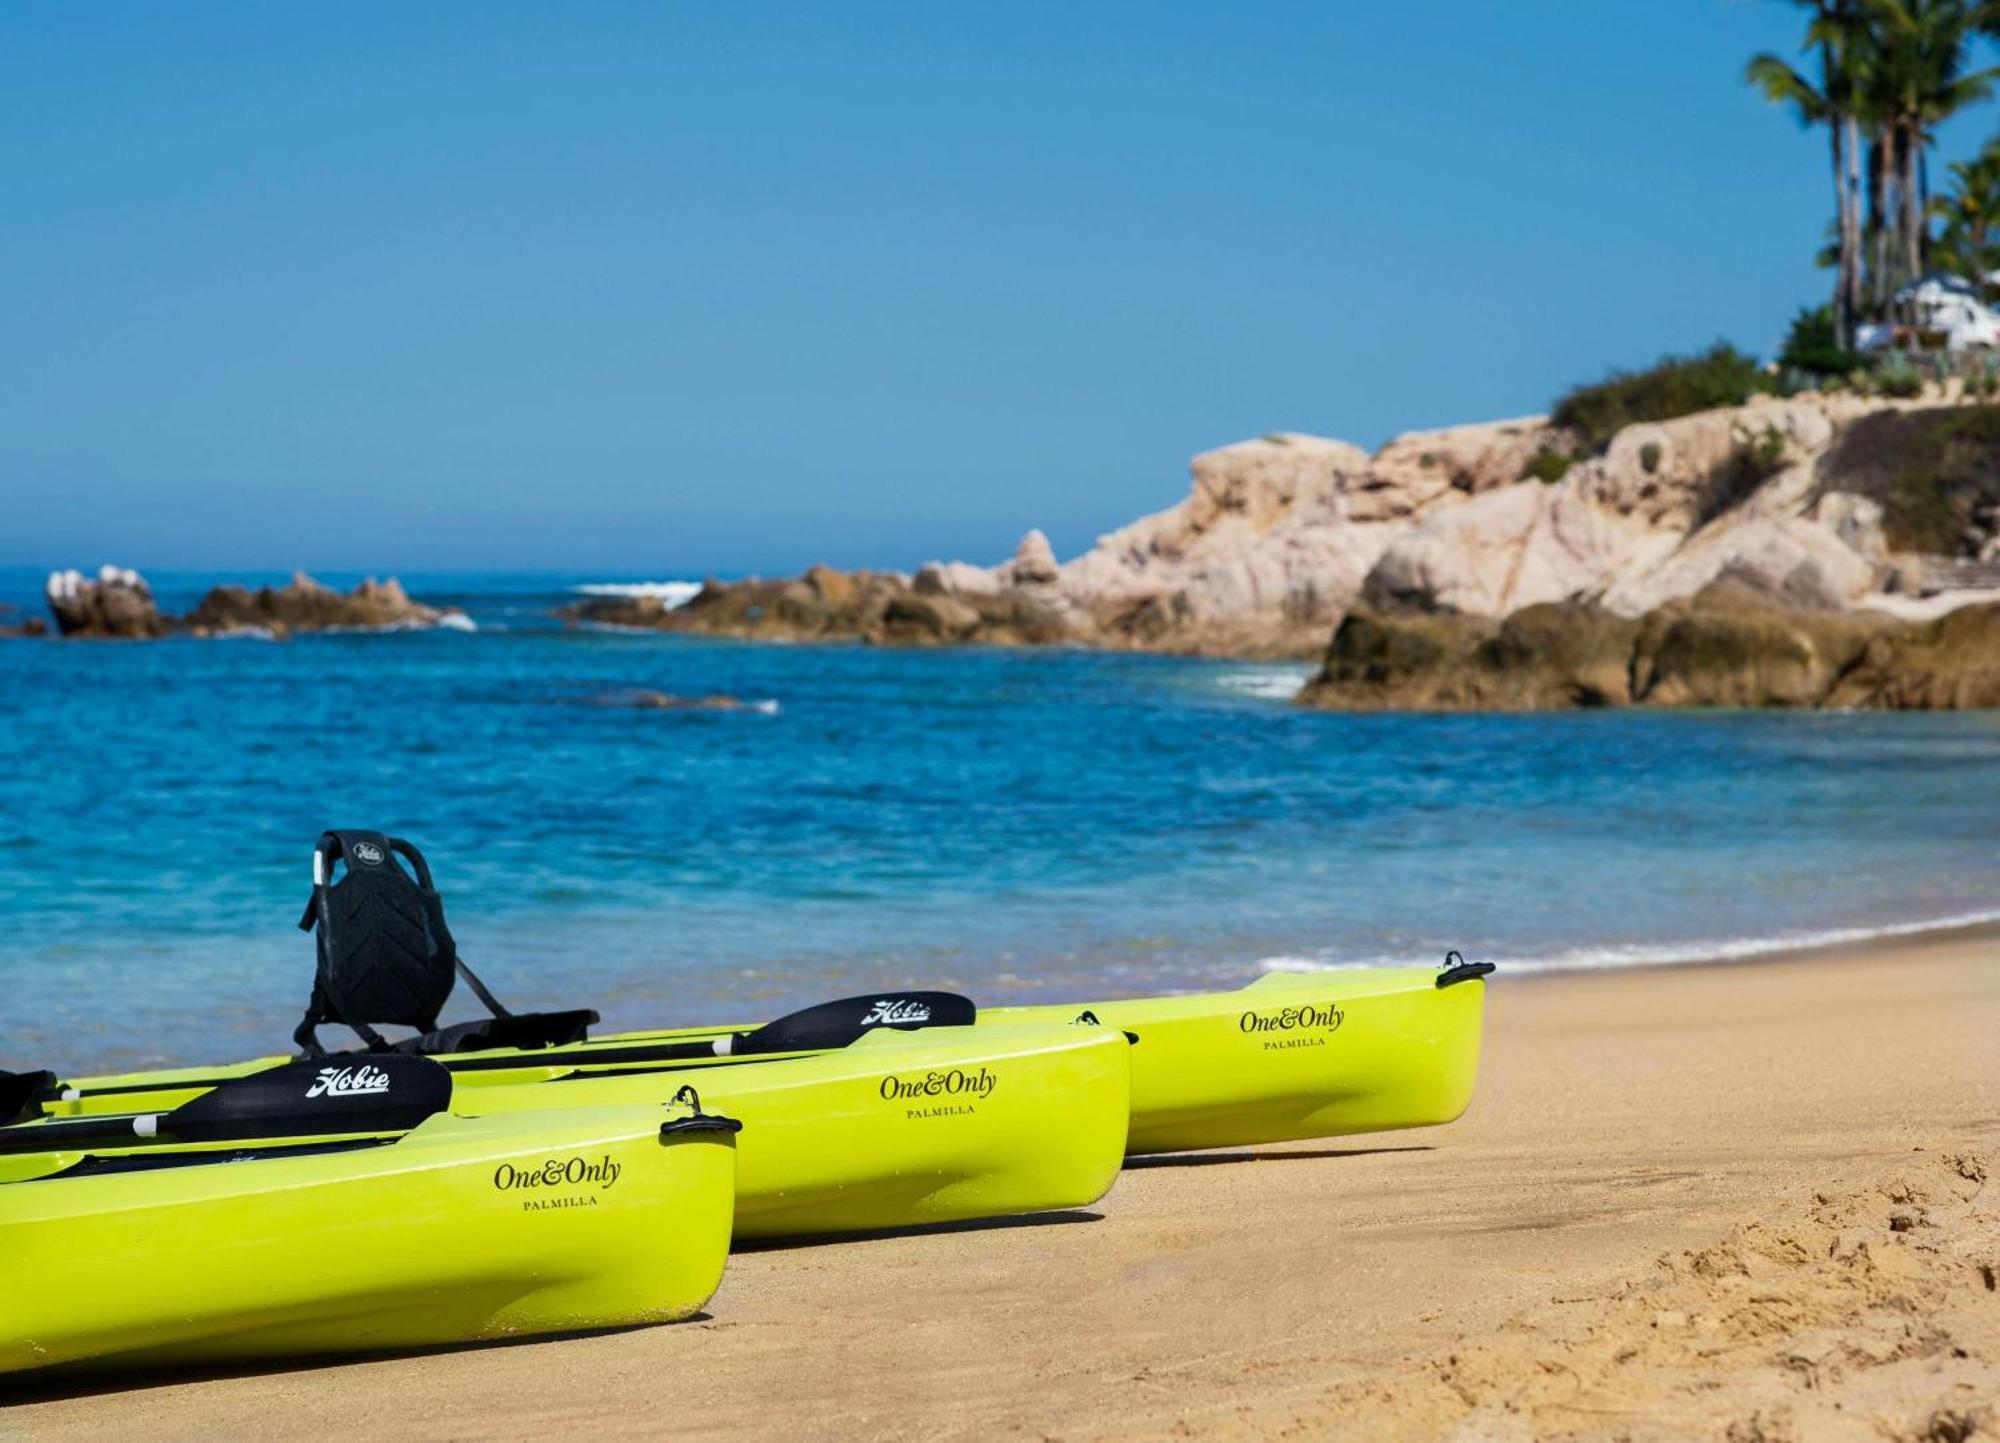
[{"left": 565, "top": 387, "right": 2000, "bottom": 706}]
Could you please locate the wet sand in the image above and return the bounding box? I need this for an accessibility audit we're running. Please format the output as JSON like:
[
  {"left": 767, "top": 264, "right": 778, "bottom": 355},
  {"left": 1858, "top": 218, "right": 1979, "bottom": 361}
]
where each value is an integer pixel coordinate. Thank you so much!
[{"left": 6, "top": 927, "right": 1995, "bottom": 1441}]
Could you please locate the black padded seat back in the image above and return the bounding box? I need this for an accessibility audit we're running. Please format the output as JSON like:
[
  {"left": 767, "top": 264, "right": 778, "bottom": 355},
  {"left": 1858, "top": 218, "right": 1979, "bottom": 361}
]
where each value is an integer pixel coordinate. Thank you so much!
[{"left": 294, "top": 830, "right": 597, "bottom": 1056}]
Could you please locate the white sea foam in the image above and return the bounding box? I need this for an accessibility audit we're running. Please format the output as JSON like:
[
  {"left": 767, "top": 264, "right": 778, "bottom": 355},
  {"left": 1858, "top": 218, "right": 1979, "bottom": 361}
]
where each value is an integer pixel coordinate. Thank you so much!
[
  {"left": 1254, "top": 907, "right": 2000, "bottom": 978},
  {"left": 1214, "top": 666, "right": 1312, "bottom": 702},
  {"left": 572, "top": 580, "right": 702, "bottom": 609}
]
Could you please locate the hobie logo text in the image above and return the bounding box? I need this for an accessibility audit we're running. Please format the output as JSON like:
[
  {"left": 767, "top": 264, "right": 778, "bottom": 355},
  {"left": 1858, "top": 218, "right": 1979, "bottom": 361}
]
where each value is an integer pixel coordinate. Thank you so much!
[
  {"left": 305, "top": 1064, "right": 392, "bottom": 1099},
  {"left": 1238, "top": 1002, "right": 1344, "bottom": 1034},
  {"left": 879, "top": 1066, "right": 997, "bottom": 1101},
  {"left": 862, "top": 999, "right": 932, "bottom": 1027}
]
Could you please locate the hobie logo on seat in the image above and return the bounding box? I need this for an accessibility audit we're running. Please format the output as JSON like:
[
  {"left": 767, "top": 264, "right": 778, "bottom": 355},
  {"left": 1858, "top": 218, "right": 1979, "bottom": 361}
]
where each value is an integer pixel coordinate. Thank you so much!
[
  {"left": 862, "top": 999, "right": 931, "bottom": 1027},
  {"left": 305, "top": 1064, "right": 392, "bottom": 1099},
  {"left": 351, "top": 841, "right": 386, "bottom": 865}
]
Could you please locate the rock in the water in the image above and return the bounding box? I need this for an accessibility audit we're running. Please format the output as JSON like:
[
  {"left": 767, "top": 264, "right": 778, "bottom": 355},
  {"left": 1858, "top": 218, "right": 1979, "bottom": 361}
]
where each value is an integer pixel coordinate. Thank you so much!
[
  {"left": 580, "top": 688, "right": 771, "bottom": 712},
  {"left": 561, "top": 562, "right": 1074, "bottom": 648},
  {"left": 1303, "top": 603, "right": 1641, "bottom": 710},
  {"left": 43, "top": 565, "right": 467, "bottom": 639},
  {"left": 1299, "top": 575, "right": 1997, "bottom": 711},
  {"left": 45, "top": 566, "right": 168, "bottom": 638},
  {"left": 557, "top": 393, "right": 1997, "bottom": 677},
  {"left": 1826, "top": 600, "right": 2000, "bottom": 708},
  {"left": 184, "top": 571, "right": 467, "bottom": 636},
  {"left": 0, "top": 605, "right": 47, "bottom": 638}
]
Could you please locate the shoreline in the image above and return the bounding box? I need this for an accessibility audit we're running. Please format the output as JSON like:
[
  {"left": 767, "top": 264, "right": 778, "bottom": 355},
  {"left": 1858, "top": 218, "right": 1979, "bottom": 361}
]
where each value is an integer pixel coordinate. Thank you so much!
[{"left": 7, "top": 924, "right": 1994, "bottom": 1439}]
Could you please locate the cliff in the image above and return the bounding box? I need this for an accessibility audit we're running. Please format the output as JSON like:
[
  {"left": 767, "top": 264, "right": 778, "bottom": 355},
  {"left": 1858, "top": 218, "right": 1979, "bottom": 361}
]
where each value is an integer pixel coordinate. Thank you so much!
[{"left": 566, "top": 389, "right": 2000, "bottom": 692}]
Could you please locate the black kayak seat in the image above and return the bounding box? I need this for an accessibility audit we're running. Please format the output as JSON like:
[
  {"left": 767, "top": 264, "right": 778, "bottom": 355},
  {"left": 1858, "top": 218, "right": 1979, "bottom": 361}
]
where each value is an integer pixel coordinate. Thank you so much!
[
  {"left": 294, "top": 830, "right": 598, "bottom": 1057},
  {"left": 0, "top": 1069, "right": 56, "bottom": 1128}
]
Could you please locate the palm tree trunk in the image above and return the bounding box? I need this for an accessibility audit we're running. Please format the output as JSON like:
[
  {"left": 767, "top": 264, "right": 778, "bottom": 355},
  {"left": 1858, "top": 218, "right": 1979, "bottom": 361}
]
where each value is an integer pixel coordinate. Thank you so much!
[
  {"left": 1919, "top": 144, "right": 1932, "bottom": 273},
  {"left": 1868, "top": 131, "right": 1889, "bottom": 313},
  {"left": 1900, "top": 122, "right": 1924, "bottom": 289},
  {"left": 1843, "top": 113, "right": 1864, "bottom": 339},
  {"left": 1830, "top": 117, "right": 1851, "bottom": 347}
]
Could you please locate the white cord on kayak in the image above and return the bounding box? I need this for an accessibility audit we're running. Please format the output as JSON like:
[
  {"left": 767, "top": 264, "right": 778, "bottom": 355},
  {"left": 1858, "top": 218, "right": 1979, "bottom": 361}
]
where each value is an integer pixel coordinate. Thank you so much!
[
  {"left": 711, "top": 1036, "right": 734, "bottom": 1056},
  {"left": 60, "top": 1087, "right": 79, "bottom": 1102},
  {"left": 133, "top": 1115, "right": 159, "bottom": 1138}
]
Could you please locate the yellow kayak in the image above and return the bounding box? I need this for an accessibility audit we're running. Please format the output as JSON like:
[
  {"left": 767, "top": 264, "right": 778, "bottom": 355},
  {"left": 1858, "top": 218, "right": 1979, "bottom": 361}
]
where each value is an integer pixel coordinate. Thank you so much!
[
  {"left": 15, "top": 1022, "right": 1134, "bottom": 1240},
  {"left": 367, "top": 959, "right": 1493, "bottom": 1156},
  {"left": 406, "top": 959, "right": 1494, "bottom": 1156},
  {"left": 0, "top": 1088, "right": 738, "bottom": 1376},
  {"left": 989, "top": 964, "right": 1491, "bottom": 1153}
]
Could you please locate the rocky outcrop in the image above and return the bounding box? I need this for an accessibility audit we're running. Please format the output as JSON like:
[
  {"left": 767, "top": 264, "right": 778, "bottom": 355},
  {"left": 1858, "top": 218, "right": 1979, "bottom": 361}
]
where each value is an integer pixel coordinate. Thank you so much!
[
  {"left": 40, "top": 567, "right": 468, "bottom": 639},
  {"left": 575, "top": 420, "right": 1566, "bottom": 657},
  {"left": 1300, "top": 576, "right": 2000, "bottom": 711},
  {"left": 45, "top": 567, "right": 169, "bottom": 638},
  {"left": 558, "top": 388, "right": 1999, "bottom": 697},
  {"left": 574, "top": 688, "right": 773, "bottom": 712},
  {"left": 0, "top": 606, "right": 48, "bottom": 638},
  {"left": 183, "top": 572, "right": 466, "bottom": 637},
  {"left": 564, "top": 563, "right": 1076, "bottom": 647}
]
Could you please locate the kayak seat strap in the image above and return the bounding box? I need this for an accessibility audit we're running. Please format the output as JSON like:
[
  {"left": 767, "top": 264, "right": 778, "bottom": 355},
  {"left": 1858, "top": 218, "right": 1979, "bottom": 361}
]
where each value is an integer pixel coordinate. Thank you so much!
[{"left": 293, "top": 830, "right": 597, "bottom": 1056}]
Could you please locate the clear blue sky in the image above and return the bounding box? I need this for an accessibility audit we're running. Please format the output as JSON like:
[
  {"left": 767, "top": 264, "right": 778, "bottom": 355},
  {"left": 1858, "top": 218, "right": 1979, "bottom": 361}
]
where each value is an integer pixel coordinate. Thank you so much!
[{"left": 4, "top": 2, "right": 1996, "bottom": 575}]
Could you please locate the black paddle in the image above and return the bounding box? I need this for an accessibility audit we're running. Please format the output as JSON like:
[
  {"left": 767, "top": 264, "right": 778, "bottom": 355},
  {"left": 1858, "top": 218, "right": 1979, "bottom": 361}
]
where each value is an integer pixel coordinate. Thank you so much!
[
  {"left": 0, "top": 1054, "right": 452, "bottom": 1155},
  {"left": 443, "top": 989, "right": 979, "bottom": 1072},
  {"left": 47, "top": 989, "right": 981, "bottom": 1104}
]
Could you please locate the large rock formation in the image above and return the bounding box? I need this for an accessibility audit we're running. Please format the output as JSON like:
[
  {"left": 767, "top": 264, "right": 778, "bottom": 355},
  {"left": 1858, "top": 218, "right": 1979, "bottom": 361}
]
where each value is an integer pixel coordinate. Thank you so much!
[
  {"left": 183, "top": 572, "right": 467, "bottom": 637},
  {"left": 564, "top": 562, "right": 1076, "bottom": 647},
  {"left": 561, "top": 387, "right": 2000, "bottom": 705},
  {"left": 40, "top": 567, "right": 468, "bottom": 639},
  {"left": 45, "top": 567, "right": 169, "bottom": 638},
  {"left": 1300, "top": 576, "right": 2000, "bottom": 711}
]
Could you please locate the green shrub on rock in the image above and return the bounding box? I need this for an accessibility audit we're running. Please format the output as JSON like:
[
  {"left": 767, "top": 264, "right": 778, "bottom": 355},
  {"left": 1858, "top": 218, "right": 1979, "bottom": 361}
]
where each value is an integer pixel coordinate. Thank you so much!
[
  {"left": 1878, "top": 352, "right": 1924, "bottom": 399},
  {"left": 1551, "top": 343, "right": 1769, "bottom": 455},
  {"left": 1521, "top": 448, "right": 1574, "bottom": 484},
  {"left": 1776, "top": 305, "right": 1864, "bottom": 380}
]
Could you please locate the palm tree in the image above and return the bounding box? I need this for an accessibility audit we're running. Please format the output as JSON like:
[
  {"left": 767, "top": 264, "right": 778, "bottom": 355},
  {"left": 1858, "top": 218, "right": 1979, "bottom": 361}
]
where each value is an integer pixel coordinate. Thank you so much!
[
  {"left": 1932, "top": 136, "right": 2000, "bottom": 286},
  {"left": 1747, "top": 2, "right": 1871, "bottom": 345},
  {"left": 1859, "top": 0, "right": 2000, "bottom": 292},
  {"left": 1751, "top": 1, "right": 2000, "bottom": 329}
]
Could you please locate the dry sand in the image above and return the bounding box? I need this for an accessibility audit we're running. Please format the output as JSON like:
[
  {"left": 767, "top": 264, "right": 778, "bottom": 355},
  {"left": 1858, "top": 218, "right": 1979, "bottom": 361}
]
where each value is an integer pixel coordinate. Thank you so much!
[{"left": 5, "top": 928, "right": 1995, "bottom": 1441}]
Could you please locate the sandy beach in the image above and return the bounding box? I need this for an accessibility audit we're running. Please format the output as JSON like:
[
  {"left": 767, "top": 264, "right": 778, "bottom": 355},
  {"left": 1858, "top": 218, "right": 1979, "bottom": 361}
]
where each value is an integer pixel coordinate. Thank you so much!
[{"left": 5, "top": 928, "right": 1994, "bottom": 1442}]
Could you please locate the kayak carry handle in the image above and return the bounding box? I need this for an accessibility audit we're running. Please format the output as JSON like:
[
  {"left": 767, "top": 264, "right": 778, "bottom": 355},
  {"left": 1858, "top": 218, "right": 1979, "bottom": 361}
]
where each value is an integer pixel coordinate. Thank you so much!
[
  {"left": 1069, "top": 1010, "right": 1140, "bottom": 1046},
  {"left": 661, "top": 1084, "right": 744, "bottom": 1137},
  {"left": 1435, "top": 951, "right": 1496, "bottom": 988}
]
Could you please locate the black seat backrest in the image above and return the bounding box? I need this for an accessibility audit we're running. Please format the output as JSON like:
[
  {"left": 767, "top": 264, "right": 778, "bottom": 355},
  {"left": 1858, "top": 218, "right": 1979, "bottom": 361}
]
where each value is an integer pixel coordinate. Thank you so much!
[
  {"left": 294, "top": 830, "right": 596, "bottom": 1056},
  {"left": 295, "top": 830, "right": 459, "bottom": 1054}
]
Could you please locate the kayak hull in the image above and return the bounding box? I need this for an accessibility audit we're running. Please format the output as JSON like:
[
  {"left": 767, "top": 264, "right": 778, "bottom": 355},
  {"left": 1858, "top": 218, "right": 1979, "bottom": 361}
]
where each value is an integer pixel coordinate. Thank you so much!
[
  {"left": 433, "top": 1024, "right": 1132, "bottom": 1239},
  {"left": 0, "top": 1107, "right": 736, "bottom": 1376},
  {"left": 38, "top": 966, "right": 1482, "bottom": 1174},
  {"left": 34, "top": 1025, "right": 1133, "bottom": 1240},
  {"left": 990, "top": 968, "right": 1489, "bottom": 1154}
]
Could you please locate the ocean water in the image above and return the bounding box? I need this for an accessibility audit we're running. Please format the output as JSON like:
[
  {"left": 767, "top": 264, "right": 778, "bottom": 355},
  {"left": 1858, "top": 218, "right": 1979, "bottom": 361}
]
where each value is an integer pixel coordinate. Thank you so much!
[{"left": 2, "top": 567, "right": 1997, "bottom": 1073}]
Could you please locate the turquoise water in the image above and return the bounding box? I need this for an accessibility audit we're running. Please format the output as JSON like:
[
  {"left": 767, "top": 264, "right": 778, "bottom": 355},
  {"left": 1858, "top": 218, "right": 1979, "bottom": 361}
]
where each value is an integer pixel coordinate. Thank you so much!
[{"left": 2, "top": 568, "right": 1997, "bottom": 1073}]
